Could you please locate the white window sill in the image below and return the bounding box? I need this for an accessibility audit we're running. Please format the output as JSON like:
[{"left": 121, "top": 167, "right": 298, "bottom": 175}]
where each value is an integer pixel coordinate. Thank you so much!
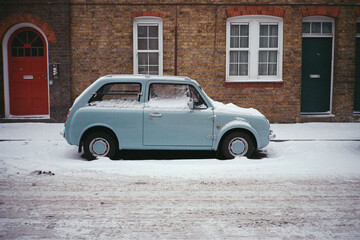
[
  {"left": 4, "top": 115, "right": 50, "bottom": 120},
  {"left": 225, "top": 79, "right": 283, "bottom": 83}
]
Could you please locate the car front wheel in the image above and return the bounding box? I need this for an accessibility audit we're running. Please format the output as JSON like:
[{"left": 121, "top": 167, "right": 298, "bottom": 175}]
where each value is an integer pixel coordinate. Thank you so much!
[
  {"left": 220, "top": 132, "right": 254, "bottom": 159},
  {"left": 83, "top": 132, "right": 117, "bottom": 160}
]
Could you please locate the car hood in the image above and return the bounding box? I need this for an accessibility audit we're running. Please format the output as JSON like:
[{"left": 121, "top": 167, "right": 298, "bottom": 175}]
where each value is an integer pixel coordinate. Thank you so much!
[{"left": 212, "top": 101, "right": 265, "bottom": 118}]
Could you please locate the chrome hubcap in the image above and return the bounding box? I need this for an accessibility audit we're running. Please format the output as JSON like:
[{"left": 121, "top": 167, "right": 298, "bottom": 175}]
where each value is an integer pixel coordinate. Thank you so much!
[
  {"left": 89, "top": 138, "right": 110, "bottom": 157},
  {"left": 228, "top": 137, "right": 248, "bottom": 157}
]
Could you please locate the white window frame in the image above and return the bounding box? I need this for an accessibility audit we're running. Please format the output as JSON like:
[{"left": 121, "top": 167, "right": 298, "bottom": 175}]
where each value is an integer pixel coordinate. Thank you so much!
[
  {"left": 226, "top": 15, "right": 283, "bottom": 82},
  {"left": 302, "top": 16, "right": 335, "bottom": 38},
  {"left": 133, "top": 16, "right": 163, "bottom": 75}
]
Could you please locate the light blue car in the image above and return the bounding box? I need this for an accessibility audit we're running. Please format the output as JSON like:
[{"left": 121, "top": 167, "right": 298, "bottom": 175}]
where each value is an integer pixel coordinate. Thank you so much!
[{"left": 63, "top": 75, "right": 275, "bottom": 160}]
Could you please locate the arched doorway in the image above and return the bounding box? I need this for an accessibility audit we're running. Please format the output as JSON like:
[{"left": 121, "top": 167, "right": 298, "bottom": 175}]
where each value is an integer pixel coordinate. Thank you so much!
[{"left": 7, "top": 27, "right": 49, "bottom": 116}]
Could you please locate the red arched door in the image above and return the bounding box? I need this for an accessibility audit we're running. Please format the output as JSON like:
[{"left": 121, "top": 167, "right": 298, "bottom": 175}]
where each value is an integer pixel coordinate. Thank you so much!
[{"left": 8, "top": 27, "right": 49, "bottom": 116}]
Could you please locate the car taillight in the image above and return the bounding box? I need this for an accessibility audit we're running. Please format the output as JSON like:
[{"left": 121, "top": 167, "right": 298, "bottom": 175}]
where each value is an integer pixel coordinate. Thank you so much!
[{"left": 65, "top": 109, "right": 70, "bottom": 122}]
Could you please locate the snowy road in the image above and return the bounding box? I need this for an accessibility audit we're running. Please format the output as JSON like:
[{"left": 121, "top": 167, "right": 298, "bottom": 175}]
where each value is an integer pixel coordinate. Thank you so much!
[{"left": 0, "top": 123, "right": 360, "bottom": 239}]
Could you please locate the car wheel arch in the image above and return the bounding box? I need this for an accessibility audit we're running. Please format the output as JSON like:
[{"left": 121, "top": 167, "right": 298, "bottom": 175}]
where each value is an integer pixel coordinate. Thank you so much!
[
  {"left": 79, "top": 126, "right": 119, "bottom": 152},
  {"left": 217, "top": 128, "right": 258, "bottom": 151}
]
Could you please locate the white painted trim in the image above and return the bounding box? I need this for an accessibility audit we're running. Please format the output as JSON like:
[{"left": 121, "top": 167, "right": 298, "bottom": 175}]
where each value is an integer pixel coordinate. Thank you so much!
[
  {"left": 226, "top": 15, "right": 283, "bottom": 83},
  {"left": 133, "top": 17, "right": 163, "bottom": 76},
  {"left": 301, "top": 16, "right": 335, "bottom": 114},
  {"left": 302, "top": 16, "right": 335, "bottom": 38},
  {"left": 2, "top": 23, "right": 50, "bottom": 119}
]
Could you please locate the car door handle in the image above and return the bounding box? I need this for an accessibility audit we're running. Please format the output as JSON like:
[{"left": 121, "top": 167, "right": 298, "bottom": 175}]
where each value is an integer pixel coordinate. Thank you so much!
[{"left": 149, "top": 113, "right": 162, "bottom": 119}]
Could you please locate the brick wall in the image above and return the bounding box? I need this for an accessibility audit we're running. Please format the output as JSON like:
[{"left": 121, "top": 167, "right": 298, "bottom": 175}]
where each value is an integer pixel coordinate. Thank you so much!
[
  {"left": 1, "top": 0, "right": 359, "bottom": 123},
  {"left": 68, "top": 1, "right": 359, "bottom": 123},
  {"left": 0, "top": 0, "right": 72, "bottom": 122}
]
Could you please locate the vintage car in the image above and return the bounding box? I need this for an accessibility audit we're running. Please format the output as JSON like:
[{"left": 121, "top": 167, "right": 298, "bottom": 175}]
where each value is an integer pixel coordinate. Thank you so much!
[{"left": 63, "top": 75, "right": 275, "bottom": 160}]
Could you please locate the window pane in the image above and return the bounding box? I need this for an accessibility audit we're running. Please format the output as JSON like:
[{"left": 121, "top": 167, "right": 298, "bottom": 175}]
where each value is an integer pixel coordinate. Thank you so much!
[
  {"left": 11, "top": 48, "right": 17, "bottom": 57},
  {"left": 240, "top": 37, "right": 248, "bottom": 48},
  {"left": 12, "top": 37, "right": 23, "bottom": 47},
  {"left": 138, "top": 53, "right": 148, "bottom": 65},
  {"left": 230, "top": 64, "right": 238, "bottom": 76},
  {"left": 322, "top": 22, "right": 332, "bottom": 33},
  {"left": 149, "top": 53, "right": 159, "bottom": 65},
  {"left": 240, "top": 25, "right": 249, "bottom": 36},
  {"left": 311, "top": 22, "right": 321, "bottom": 33},
  {"left": 28, "top": 31, "right": 37, "bottom": 43},
  {"left": 259, "top": 37, "right": 268, "bottom": 48},
  {"left": 302, "top": 22, "right": 310, "bottom": 33},
  {"left": 38, "top": 48, "right": 44, "bottom": 56},
  {"left": 269, "top": 51, "right": 277, "bottom": 62},
  {"left": 18, "top": 48, "right": 24, "bottom": 57},
  {"left": 32, "top": 48, "right": 37, "bottom": 57},
  {"left": 230, "top": 36, "right": 239, "bottom": 48},
  {"left": 270, "top": 25, "right": 278, "bottom": 36},
  {"left": 269, "top": 36, "right": 278, "bottom": 48},
  {"left": 17, "top": 31, "right": 26, "bottom": 43},
  {"left": 268, "top": 64, "right": 277, "bottom": 75},
  {"left": 149, "top": 26, "right": 158, "bottom": 37},
  {"left": 230, "top": 51, "right": 239, "bottom": 63},
  {"left": 149, "top": 39, "right": 158, "bottom": 50},
  {"left": 357, "top": 22, "right": 360, "bottom": 34},
  {"left": 25, "top": 48, "right": 30, "bottom": 57},
  {"left": 239, "top": 64, "right": 248, "bottom": 76},
  {"left": 149, "top": 66, "right": 159, "bottom": 75},
  {"left": 138, "top": 26, "right": 147, "bottom": 37},
  {"left": 259, "top": 64, "right": 267, "bottom": 75},
  {"left": 230, "top": 25, "right": 239, "bottom": 36},
  {"left": 138, "top": 66, "right": 148, "bottom": 74},
  {"left": 259, "top": 51, "right": 267, "bottom": 62},
  {"left": 240, "top": 51, "right": 248, "bottom": 63},
  {"left": 138, "top": 39, "right": 147, "bottom": 50},
  {"left": 32, "top": 37, "right": 44, "bottom": 47},
  {"left": 260, "top": 25, "right": 268, "bottom": 36}
]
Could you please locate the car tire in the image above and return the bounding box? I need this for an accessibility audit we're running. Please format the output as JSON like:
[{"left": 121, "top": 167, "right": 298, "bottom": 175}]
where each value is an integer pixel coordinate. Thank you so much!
[
  {"left": 83, "top": 132, "right": 117, "bottom": 160},
  {"left": 220, "top": 132, "right": 254, "bottom": 159}
]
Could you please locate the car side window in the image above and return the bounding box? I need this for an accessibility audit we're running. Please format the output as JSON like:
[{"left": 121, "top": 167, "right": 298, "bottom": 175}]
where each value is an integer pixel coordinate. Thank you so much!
[
  {"left": 89, "top": 83, "right": 142, "bottom": 107},
  {"left": 148, "top": 83, "right": 207, "bottom": 109},
  {"left": 189, "top": 85, "right": 207, "bottom": 109}
]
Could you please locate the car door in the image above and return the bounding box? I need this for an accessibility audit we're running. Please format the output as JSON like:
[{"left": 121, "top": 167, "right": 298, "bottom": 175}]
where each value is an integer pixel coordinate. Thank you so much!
[{"left": 143, "top": 83, "right": 214, "bottom": 147}]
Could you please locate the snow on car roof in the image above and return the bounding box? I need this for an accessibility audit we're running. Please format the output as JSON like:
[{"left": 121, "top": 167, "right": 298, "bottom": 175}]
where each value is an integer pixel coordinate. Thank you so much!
[{"left": 101, "top": 74, "right": 193, "bottom": 82}]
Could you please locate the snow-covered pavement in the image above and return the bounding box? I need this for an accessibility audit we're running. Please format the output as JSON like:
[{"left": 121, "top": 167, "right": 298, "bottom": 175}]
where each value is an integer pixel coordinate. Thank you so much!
[
  {"left": 0, "top": 122, "right": 359, "bottom": 178},
  {"left": 0, "top": 122, "right": 360, "bottom": 239}
]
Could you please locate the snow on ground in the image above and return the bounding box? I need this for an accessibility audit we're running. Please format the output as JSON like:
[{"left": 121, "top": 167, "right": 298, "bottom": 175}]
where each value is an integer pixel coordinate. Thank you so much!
[
  {"left": 0, "top": 122, "right": 360, "bottom": 239},
  {"left": 0, "top": 122, "right": 359, "bottom": 179}
]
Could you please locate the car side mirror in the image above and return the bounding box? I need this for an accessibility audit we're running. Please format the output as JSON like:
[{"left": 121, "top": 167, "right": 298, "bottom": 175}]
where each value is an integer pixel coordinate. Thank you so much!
[{"left": 188, "top": 100, "right": 194, "bottom": 111}]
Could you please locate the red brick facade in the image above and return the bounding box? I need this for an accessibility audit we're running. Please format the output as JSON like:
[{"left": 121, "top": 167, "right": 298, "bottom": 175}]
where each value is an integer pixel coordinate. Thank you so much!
[
  {"left": 0, "top": 0, "right": 359, "bottom": 123},
  {"left": 301, "top": 6, "right": 340, "bottom": 18}
]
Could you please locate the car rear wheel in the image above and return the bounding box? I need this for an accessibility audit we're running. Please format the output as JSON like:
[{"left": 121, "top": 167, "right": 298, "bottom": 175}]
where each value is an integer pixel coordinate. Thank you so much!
[
  {"left": 83, "top": 132, "right": 116, "bottom": 160},
  {"left": 220, "top": 132, "right": 254, "bottom": 159}
]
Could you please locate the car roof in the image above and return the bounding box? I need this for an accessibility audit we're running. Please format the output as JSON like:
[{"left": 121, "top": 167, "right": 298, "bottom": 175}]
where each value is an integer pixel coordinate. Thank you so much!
[{"left": 99, "top": 74, "right": 195, "bottom": 84}]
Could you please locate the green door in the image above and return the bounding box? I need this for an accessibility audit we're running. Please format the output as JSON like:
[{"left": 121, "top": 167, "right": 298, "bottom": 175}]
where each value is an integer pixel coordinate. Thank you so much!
[
  {"left": 301, "top": 38, "right": 332, "bottom": 113},
  {"left": 354, "top": 38, "right": 360, "bottom": 112}
]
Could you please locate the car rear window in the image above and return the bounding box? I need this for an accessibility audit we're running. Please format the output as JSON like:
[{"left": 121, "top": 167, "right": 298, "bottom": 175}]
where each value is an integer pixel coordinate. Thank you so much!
[{"left": 89, "top": 83, "right": 142, "bottom": 107}]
